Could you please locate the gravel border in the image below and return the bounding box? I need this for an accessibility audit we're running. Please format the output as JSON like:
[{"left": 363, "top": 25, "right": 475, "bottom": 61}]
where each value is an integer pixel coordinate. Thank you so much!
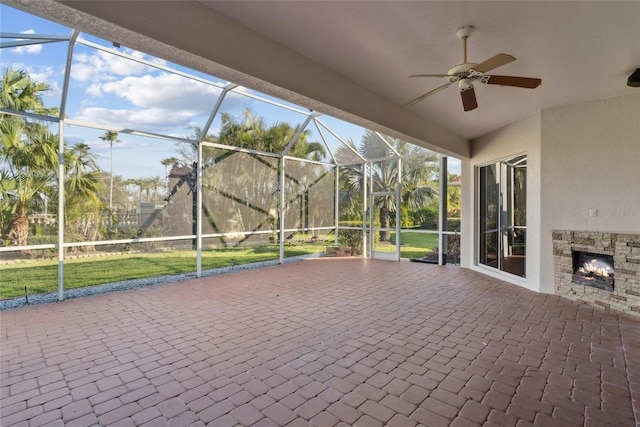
[{"left": 0, "top": 253, "right": 323, "bottom": 311}]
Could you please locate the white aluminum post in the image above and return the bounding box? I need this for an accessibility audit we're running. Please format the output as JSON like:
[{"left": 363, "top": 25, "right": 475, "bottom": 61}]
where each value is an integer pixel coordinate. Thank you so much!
[
  {"left": 196, "top": 142, "right": 203, "bottom": 277},
  {"left": 334, "top": 166, "right": 339, "bottom": 247},
  {"left": 396, "top": 158, "right": 402, "bottom": 261},
  {"left": 57, "top": 124, "right": 65, "bottom": 301},
  {"left": 279, "top": 157, "right": 286, "bottom": 263},
  {"left": 195, "top": 85, "right": 234, "bottom": 277},
  {"left": 439, "top": 156, "right": 448, "bottom": 265},
  {"left": 369, "top": 180, "right": 373, "bottom": 258},
  {"left": 55, "top": 30, "right": 78, "bottom": 301},
  {"left": 362, "top": 163, "right": 368, "bottom": 258}
]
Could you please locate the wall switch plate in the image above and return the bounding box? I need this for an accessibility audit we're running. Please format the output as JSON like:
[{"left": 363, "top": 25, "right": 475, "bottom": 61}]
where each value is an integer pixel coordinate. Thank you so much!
[{"left": 589, "top": 208, "right": 597, "bottom": 217}]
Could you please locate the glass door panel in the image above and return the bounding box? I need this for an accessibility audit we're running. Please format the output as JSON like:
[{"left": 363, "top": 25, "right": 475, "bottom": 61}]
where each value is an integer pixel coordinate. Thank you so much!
[
  {"left": 479, "top": 164, "right": 499, "bottom": 268},
  {"left": 478, "top": 156, "right": 526, "bottom": 277},
  {"left": 502, "top": 156, "right": 527, "bottom": 276}
]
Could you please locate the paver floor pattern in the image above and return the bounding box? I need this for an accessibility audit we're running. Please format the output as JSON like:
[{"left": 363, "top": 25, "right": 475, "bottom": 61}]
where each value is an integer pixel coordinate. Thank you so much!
[{"left": 1, "top": 259, "right": 639, "bottom": 427}]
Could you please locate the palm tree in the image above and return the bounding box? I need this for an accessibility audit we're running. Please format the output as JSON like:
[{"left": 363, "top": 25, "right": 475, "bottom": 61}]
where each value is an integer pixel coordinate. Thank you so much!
[
  {"left": 338, "top": 130, "right": 439, "bottom": 242},
  {"left": 125, "top": 178, "right": 144, "bottom": 202},
  {"left": 138, "top": 178, "right": 153, "bottom": 202},
  {"left": 161, "top": 157, "right": 179, "bottom": 178},
  {"left": 123, "top": 178, "right": 141, "bottom": 206},
  {"left": 64, "top": 143, "right": 105, "bottom": 245},
  {"left": 66, "top": 143, "right": 100, "bottom": 175},
  {"left": 0, "top": 68, "right": 58, "bottom": 117},
  {"left": 148, "top": 176, "right": 163, "bottom": 204},
  {"left": 217, "top": 109, "right": 326, "bottom": 159},
  {"left": 0, "top": 68, "right": 59, "bottom": 246},
  {"left": 99, "top": 130, "right": 120, "bottom": 214},
  {"left": 0, "top": 120, "right": 57, "bottom": 246},
  {"left": 160, "top": 157, "right": 179, "bottom": 191},
  {"left": 65, "top": 143, "right": 102, "bottom": 207}
]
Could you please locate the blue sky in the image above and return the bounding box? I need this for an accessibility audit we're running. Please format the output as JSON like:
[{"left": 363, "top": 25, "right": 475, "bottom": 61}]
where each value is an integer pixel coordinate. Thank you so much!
[{"left": 1, "top": 4, "right": 460, "bottom": 179}]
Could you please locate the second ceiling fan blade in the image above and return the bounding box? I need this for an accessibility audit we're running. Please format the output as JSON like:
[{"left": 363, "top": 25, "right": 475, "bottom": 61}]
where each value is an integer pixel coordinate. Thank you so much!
[
  {"left": 474, "top": 53, "right": 516, "bottom": 73},
  {"left": 460, "top": 87, "right": 478, "bottom": 111},
  {"left": 406, "top": 83, "right": 451, "bottom": 106},
  {"left": 486, "top": 75, "right": 542, "bottom": 88}
]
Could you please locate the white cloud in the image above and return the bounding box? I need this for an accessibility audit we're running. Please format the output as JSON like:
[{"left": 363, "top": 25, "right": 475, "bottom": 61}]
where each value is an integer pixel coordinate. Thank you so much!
[
  {"left": 28, "top": 65, "right": 55, "bottom": 86},
  {"left": 67, "top": 48, "right": 257, "bottom": 136},
  {"left": 71, "top": 71, "right": 228, "bottom": 135},
  {"left": 71, "top": 49, "right": 156, "bottom": 82},
  {"left": 10, "top": 30, "right": 43, "bottom": 55},
  {"left": 99, "top": 72, "right": 222, "bottom": 114},
  {"left": 85, "top": 83, "right": 104, "bottom": 98},
  {"left": 74, "top": 107, "right": 195, "bottom": 132}
]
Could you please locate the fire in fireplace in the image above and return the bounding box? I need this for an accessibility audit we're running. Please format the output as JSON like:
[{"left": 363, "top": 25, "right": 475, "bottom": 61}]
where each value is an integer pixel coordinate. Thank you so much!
[{"left": 572, "top": 251, "right": 614, "bottom": 291}]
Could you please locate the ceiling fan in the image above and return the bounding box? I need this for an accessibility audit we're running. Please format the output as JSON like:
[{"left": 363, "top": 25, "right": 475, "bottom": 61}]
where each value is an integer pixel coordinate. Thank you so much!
[{"left": 406, "top": 26, "right": 542, "bottom": 111}]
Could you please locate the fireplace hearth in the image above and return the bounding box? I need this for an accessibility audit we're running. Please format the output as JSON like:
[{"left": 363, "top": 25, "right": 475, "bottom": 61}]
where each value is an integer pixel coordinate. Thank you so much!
[{"left": 572, "top": 251, "right": 614, "bottom": 291}]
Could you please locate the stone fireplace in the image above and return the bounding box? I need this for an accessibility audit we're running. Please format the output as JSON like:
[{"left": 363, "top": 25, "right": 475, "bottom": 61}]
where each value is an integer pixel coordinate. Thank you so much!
[{"left": 553, "top": 230, "right": 640, "bottom": 318}]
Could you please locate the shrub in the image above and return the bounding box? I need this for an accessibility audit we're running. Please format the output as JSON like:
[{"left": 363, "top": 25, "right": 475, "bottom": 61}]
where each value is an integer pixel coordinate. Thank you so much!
[
  {"left": 24, "top": 235, "right": 58, "bottom": 258},
  {"left": 446, "top": 217, "right": 461, "bottom": 232},
  {"left": 409, "top": 205, "right": 439, "bottom": 229},
  {"left": 27, "top": 235, "right": 57, "bottom": 245},
  {"left": 337, "top": 221, "right": 364, "bottom": 255}
]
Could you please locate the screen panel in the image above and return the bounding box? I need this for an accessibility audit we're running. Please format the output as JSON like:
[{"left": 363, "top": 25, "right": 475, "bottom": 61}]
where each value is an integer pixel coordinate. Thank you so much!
[{"left": 202, "top": 148, "right": 279, "bottom": 235}]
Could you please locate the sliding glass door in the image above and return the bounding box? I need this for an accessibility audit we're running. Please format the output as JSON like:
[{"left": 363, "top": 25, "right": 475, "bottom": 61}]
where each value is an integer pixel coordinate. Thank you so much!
[{"left": 478, "top": 155, "right": 527, "bottom": 277}]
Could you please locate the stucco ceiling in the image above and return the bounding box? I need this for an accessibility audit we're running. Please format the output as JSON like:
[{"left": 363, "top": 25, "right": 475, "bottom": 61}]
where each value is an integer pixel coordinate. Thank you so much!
[
  {"left": 6, "top": 0, "right": 640, "bottom": 157},
  {"left": 203, "top": 1, "right": 640, "bottom": 139}
]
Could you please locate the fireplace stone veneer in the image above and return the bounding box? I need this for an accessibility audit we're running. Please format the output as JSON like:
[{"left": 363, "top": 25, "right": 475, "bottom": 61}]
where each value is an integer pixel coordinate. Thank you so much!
[{"left": 553, "top": 230, "right": 640, "bottom": 318}]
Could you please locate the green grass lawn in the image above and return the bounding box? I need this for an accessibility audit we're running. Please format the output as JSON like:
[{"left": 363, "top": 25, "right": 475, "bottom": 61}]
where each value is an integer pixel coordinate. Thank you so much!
[
  {"left": 371, "top": 230, "right": 438, "bottom": 258},
  {"left": 0, "top": 233, "right": 440, "bottom": 300},
  {"left": 393, "top": 230, "right": 439, "bottom": 259},
  {"left": 0, "top": 242, "right": 328, "bottom": 300}
]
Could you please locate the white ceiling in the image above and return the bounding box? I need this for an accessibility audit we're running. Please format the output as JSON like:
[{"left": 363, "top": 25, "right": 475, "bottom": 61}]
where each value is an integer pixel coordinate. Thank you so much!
[
  {"left": 7, "top": 0, "right": 640, "bottom": 154},
  {"left": 204, "top": 1, "right": 640, "bottom": 140}
]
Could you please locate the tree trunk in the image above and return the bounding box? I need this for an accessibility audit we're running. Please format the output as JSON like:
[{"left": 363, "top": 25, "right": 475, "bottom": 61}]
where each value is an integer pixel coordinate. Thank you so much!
[
  {"left": 379, "top": 205, "right": 390, "bottom": 242},
  {"left": 8, "top": 208, "right": 29, "bottom": 247}
]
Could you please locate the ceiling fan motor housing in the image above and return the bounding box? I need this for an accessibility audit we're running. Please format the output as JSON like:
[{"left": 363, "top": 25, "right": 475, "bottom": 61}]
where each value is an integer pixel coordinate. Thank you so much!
[{"left": 447, "top": 63, "right": 478, "bottom": 83}]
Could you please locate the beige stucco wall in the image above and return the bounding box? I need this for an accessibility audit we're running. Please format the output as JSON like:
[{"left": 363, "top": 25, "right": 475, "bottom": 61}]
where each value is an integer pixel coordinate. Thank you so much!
[
  {"left": 461, "top": 113, "right": 542, "bottom": 291},
  {"left": 463, "top": 93, "right": 640, "bottom": 294},
  {"left": 540, "top": 94, "right": 640, "bottom": 293}
]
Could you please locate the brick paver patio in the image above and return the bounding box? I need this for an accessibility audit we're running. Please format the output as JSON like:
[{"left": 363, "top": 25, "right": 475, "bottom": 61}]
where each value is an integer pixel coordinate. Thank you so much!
[{"left": 1, "top": 259, "right": 639, "bottom": 426}]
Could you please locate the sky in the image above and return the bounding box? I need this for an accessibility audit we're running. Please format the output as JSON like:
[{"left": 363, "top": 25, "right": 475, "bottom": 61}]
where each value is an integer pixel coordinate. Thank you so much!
[{"left": 1, "top": 4, "right": 461, "bottom": 179}]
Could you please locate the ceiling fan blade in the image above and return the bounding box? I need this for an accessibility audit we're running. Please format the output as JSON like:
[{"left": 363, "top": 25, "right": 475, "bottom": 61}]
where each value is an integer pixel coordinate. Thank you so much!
[
  {"left": 460, "top": 87, "right": 478, "bottom": 111},
  {"left": 406, "top": 83, "right": 451, "bottom": 106},
  {"left": 409, "top": 73, "right": 450, "bottom": 78},
  {"left": 486, "top": 75, "right": 542, "bottom": 89},
  {"left": 474, "top": 53, "right": 516, "bottom": 73}
]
